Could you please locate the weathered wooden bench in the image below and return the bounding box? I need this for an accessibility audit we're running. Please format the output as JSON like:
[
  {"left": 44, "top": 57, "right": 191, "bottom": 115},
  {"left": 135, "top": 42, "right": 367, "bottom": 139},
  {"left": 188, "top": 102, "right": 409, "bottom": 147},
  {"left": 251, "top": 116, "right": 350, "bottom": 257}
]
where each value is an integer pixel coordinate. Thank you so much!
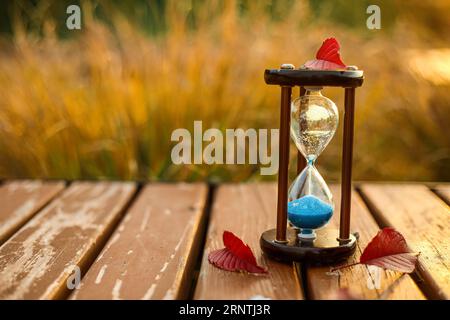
[{"left": 0, "top": 181, "right": 448, "bottom": 300}]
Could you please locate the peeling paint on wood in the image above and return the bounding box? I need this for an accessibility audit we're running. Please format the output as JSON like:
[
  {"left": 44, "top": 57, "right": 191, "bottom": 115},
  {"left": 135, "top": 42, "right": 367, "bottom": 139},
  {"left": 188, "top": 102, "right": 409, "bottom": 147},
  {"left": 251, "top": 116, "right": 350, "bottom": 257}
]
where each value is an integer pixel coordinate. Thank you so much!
[
  {"left": 0, "top": 181, "right": 136, "bottom": 299},
  {"left": 95, "top": 265, "right": 108, "bottom": 284},
  {"left": 0, "top": 180, "right": 65, "bottom": 245},
  {"left": 70, "top": 183, "right": 208, "bottom": 300}
]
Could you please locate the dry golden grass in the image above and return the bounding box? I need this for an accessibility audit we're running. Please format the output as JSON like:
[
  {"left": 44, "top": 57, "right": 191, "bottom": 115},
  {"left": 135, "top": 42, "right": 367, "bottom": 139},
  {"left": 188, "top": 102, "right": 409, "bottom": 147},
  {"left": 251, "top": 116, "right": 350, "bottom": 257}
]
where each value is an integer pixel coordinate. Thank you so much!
[{"left": 0, "top": 0, "right": 449, "bottom": 182}]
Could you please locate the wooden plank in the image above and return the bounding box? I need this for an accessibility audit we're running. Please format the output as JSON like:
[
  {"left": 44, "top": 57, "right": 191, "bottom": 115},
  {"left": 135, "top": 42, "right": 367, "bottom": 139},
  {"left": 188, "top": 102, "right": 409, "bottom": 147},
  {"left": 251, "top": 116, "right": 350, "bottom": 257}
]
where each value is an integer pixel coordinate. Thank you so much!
[
  {"left": 0, "top": 180, "right": 65, "bottom": 245},
  {"left": 0, "top": 181, "right": 136, "bottom": 299},
  {"left": 70, "top": 183, "right": 208, "bottom": 300},
  {"left": 305, "top": 185, "right": 425, "bottom": 300},
  {"left": 359, "top": 184, "right": 450, "bottom": 300},
  {"left": 433, "top": 184, "right": 450, "bottom": 205},
  {"left": 194, "top": 183, "right": 303, "bottom": 300}
]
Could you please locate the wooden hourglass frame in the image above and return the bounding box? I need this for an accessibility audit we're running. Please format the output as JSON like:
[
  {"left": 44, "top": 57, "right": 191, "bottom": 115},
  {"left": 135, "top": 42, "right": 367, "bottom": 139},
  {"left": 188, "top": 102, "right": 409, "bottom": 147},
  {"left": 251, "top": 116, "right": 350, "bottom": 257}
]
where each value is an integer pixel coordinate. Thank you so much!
[{"left": 260, "top": 64, "right": 364, "bottom": 264}]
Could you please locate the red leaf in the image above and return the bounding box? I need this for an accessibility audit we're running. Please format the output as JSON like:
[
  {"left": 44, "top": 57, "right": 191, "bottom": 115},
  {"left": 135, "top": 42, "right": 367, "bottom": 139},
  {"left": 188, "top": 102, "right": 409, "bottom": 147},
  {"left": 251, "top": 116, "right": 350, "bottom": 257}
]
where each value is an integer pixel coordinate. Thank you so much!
[
  {"left": 208, "top": 231, "right": 267, "bottom": 274},
  {"left": 223, "top": 231, "right": 257, "bottom": 265},
  {"left": 360, "top": 228, "right": 418, "bottom": 273},
  {"left": 331, "top": 227, "right": 419, "bottom": 274},
  {"left": 303, "top": 59, "right": 346, "bottom": 71},
  {"left": 316, "top": 38, "right": 345, "bottom": 64},
  {"left": 303, "top": 37, "right": 347, "bottom": 70}
]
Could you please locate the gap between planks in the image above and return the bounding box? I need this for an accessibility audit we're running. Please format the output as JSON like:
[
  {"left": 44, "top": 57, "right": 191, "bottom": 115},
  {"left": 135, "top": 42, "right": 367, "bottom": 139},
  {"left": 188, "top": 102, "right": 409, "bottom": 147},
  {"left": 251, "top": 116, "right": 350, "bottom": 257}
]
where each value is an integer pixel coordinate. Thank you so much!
[
  {"left": 186, "top": 184, "right": 216, "bottom": 299},
  {"left": 430, "top": 184, "right": 450, "bottom": 206},
  {"left": 60, "top": 183, "right": 143, "bottom": 299}
]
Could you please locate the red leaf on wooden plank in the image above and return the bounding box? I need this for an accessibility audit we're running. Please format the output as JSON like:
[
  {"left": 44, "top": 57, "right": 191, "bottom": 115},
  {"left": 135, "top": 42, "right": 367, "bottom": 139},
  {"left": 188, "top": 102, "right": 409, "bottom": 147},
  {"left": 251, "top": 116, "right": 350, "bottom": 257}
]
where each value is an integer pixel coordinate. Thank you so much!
[
  {"left": 359, "top": 227, "right": 418, "bottom": 273},
  {"left": 208, "top": 231, "right": 267, "bottom": 274},
  {"left": 304, "top": 37, "right": 347, "bottom": 70},
  {"left": 331, "top": 227, "right": 419, "bottom": 273}
]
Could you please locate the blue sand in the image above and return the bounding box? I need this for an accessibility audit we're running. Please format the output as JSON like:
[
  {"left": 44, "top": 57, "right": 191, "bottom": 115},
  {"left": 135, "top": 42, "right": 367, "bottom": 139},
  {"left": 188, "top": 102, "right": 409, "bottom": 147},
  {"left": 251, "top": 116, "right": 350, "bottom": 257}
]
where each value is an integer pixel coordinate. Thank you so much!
[{"left": 288, "top": 195, "right": 333, "bottom": 230}]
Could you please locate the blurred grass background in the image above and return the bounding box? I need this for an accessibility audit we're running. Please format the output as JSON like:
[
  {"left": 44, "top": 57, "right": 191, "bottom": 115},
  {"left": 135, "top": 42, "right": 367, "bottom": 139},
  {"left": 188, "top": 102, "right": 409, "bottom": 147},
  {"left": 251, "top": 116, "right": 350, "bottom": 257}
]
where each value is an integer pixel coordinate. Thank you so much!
[{"left": 0, "top": 0, "right": 449, "bottom": 182}]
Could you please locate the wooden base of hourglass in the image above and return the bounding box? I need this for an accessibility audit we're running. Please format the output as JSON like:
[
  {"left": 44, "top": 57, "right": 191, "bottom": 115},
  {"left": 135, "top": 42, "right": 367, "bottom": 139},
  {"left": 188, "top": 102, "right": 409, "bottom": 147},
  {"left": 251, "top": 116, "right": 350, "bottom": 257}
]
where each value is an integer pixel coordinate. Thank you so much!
[{"left": 260, "top": 228, "right": 358, "bottom": 264}]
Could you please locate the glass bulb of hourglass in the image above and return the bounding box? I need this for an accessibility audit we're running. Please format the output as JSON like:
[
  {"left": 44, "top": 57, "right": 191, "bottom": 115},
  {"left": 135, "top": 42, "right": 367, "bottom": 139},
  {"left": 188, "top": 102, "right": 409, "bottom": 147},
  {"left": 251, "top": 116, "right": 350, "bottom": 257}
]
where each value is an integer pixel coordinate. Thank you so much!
[{"left": 288, "top": 87, "right": 339, "bottom": 240}]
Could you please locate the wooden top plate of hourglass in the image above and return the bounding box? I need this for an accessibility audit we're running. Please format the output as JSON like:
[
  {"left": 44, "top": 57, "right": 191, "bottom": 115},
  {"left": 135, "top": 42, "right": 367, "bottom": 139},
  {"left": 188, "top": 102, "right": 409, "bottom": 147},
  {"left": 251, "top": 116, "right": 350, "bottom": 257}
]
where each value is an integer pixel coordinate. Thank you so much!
[{"left": 265, "top": 68, "right": 364, "bottom": 88}]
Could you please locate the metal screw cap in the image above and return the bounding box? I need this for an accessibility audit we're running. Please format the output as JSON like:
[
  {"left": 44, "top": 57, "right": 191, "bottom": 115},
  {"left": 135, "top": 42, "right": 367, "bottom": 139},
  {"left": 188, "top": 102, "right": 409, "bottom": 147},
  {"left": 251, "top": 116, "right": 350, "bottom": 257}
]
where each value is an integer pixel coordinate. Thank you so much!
[{"left": 280, "top": 63, "right": 295, "bottom": 70}]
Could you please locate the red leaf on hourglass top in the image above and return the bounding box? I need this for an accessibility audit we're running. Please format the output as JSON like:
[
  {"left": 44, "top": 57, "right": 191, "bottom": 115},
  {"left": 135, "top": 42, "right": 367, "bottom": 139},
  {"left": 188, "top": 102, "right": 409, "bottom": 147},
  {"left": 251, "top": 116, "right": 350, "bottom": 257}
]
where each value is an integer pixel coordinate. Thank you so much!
[
  {"left": 223, "top": 230, "right": 257, "bottom": 265},
  {"left": 208, "top": 231, "right": 267, "bottom": 274},
  {"left": 304, "top": 38, "right": 347, "bottom": 70}
]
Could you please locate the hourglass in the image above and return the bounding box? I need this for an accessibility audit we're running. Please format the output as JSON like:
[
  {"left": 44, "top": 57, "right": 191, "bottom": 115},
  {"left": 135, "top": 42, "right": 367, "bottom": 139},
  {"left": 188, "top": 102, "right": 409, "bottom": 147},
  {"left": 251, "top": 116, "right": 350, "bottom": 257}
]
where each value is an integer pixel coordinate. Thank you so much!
[{"left": 260, "top": 65, "right": 364, "bottom": 264}]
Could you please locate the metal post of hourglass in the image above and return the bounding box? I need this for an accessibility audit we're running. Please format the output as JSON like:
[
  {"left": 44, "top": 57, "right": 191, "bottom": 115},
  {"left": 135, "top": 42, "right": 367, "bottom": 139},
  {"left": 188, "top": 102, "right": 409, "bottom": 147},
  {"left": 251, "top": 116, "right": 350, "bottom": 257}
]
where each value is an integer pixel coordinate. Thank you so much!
[
  {"left": 260, "top": 64, "right": 364, "bottom": 264},
  {"left": 339, "top": 87, "right": 356, "bottom": 243},
  {"left": 275, "top": 79, "right": 292, "bottom": 243}
]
